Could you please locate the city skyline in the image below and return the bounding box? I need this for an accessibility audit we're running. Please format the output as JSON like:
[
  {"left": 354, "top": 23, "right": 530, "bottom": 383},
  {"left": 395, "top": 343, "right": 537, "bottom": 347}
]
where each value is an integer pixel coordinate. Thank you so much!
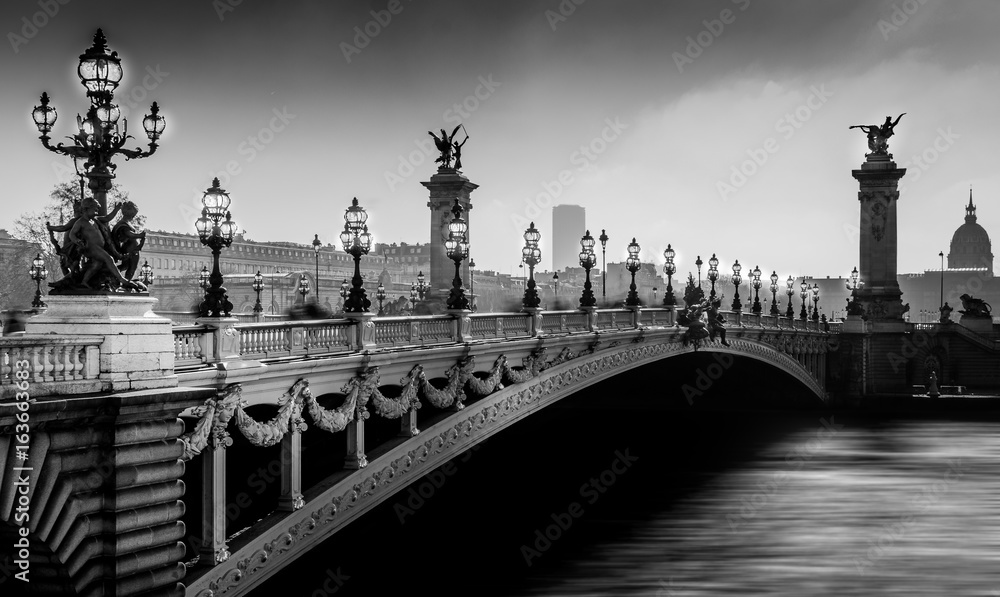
[{"left": 2, "top": 0, "right": 999, "bottom": 282}]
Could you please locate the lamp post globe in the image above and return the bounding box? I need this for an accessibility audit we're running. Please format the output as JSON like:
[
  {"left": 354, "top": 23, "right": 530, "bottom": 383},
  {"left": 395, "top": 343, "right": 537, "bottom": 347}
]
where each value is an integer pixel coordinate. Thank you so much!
[
  {"left": 312, "top": 234, "right": 322, "bottom": 304},
  {"left": 730, "top": 260, "right": 742, "bottom": 311},
  {"left": 416, "top": 270, "right": 427, "bottom": 301},
  {"left": 138, "top": 260, "right": 154, "bottom": 287},
  {"left": 252, "top": 270, "right": 264, "bottom": 315},
  {"left": 444, "top": 198, "right": 470, "bottom": 310},
  {"left": 625, "top": 238, "right": 641, "bottom": 308},
  {"left": 579, "top": 230, "right": 597, "bottom": 308},
  {"left": 29, "top": 253, "right": 48, "bottom": 308},
  {"left": 375, "top": 282, "right": 387, "bottom": 316},
  {"left": 799, "top": 280, "right": 809, "bottom": 320},
  {"left": 785, "top": 275, "right": 795, "bottom": 318},
  {"left": 340, "top": 197, "right": 372, "bottom": 313},
  {"left": 598, "top": 229, "right": 609, "bottom": 301},
  {"left": 812, "top": 283, "right": 820, "bottom": 322},
  {"left": 521, "top": 222, "right": 542, "bottom": 310},
  {"left": 769, "top": 271, "right": 780, "bottom": 316},
  {"left": 297, "top": 274, "right": 310, "bottom": 304},
  {"left": 695, "top": 255, "right": 703, "bottom": 289},
  {"left": 195, "top": 178, "right": 237, "bottom": 317},
  {"left": 707, "top": 253, "right": 719, "bottom": 300},
  {"left": 662, "top": 244, "right": 676, "bottom": 306},
  {"left": 750, "top": 265, "right": 762, "bottom": 315}
]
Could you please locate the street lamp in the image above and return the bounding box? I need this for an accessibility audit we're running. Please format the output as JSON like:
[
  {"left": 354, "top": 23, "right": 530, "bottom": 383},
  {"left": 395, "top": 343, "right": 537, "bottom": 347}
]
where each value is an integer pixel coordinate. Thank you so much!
[
  {"left": 812, "top": 284, "right": 820, "bottom": 322},
  {"left": 553, "top": 272, "right": 560, "bottom": 297},
  {"left": 599, "top": 229, "right": 609, "bottom": 301},
  {"left": 846, "top": 266, "right": 862, "bottom": 316},
  {"left": 579, "top": 230, "right": 597, "bottom": 308},
  {"left": 769, "top": 271, "right": 780, "bottom": 316},
  {"left": 339, "top": 197, "right": 373, "bottom": 313},
  {"left": 199, "top": 265, "right": 210, "bottom": 290},
  {"left": 521, "top": 222, "right": 542, "bottom": 310},
  {"left": 750, "top": 265, "right": 762, "bottom": 315},
  {"left": 695, "top": 255, "right": 703, "bottom": 290},
  {"left": 785, "top": 275, "right": 795, "bottom": 318},
  {"left": 195, "top": 178, "right": 237, "bottom": 317},
  {"left": 376, "top": 282, "right": 387, "bottom": 316},
  {"left": 33, "top": 30, "right": 164, "bottom": 219},
  {"left": 312, "top": 234, "right": 322, "bottom": 305},
  {"left": 415, "top": 270, "right": 427, "bottom": 301},
  {"left": 29, "top": 253, "right": 47, "bottom": 308},
  {"left": 730, "top": 260, "right": 742, "bottom": 311},
  {"left": 469, "top": 257, "right": 476, "bottom": 311},
  {"left": 409, "top": 284, "right": 418, "bottom": 311},
  {"left": 297, "top": 274, "right": 310, "bottom": 304},
  {"left": 939, "top": 250, "right": 944, "bottom": 309},
  {"left": 625, "top": 238, "right": 641, "bottom": 307},
  {"left": 707, "top": 253, "right": 719, "bottom": 300},
  {"left": 799, "top": 280, "right": 809, "bottom": 320},
  {"left": 444, "top": 198, "right": 470, "bottom": 310},
  {"left": 663, "top": 244, "right": 676, "bottom": 306},
  {"left": 252, "top": 270, "right": 264, "bottom": 315},
  {"left": 138, "top": 260, "right": 154, "bottom": 287}
]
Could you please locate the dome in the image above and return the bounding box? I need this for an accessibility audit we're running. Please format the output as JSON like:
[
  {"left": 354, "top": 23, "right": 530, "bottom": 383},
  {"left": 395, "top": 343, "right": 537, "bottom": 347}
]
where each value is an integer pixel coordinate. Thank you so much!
[{"left": 947, "top": 190, "right": 993, "bottom": 273}]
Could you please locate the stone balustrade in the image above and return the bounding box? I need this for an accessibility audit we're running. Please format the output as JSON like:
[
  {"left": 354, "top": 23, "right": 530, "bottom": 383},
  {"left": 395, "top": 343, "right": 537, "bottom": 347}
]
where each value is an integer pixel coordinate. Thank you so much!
[{"left": 0, "top": 335, "right": 103, "bottom": 398}]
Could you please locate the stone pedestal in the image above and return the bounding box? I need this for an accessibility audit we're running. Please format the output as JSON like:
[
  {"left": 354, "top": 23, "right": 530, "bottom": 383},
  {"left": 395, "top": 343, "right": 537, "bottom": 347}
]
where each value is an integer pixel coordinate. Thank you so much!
[
  {"left": 958, "top": 314, "right": 993, "bottom": 334},
  {"left": 343, "top": 312, "right": 376, "bottom": 350},
  {"left": 422, "top": 168, "right": 478, "bottom": 303},
  {"left": 852, "top": 155, "right": 906, "bottom": 320},
  {"left": 26, "top": 295, "right": 176, "bottom": 391},
  {"left": 447, "top": 308, "right": 473, "bottom": 342}
]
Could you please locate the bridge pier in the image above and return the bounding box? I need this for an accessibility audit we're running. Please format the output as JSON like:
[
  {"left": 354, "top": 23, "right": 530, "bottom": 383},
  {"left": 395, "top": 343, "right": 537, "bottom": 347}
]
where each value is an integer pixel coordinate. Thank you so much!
[
  {"left": 198, "top": 440, "right": 230, "bottom": 566},
  {"left": 277, "top": 424, "right": 304, "bottom": 512}
]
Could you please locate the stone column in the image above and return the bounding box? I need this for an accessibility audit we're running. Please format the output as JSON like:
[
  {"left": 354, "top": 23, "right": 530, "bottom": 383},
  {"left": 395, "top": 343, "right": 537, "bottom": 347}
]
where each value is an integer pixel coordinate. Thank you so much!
[
  {"left": 852, "top": 154, "right": 906, "bottom": 321},
  {"left": 421, "top": 168, "right": 478, "bottom": 306}
]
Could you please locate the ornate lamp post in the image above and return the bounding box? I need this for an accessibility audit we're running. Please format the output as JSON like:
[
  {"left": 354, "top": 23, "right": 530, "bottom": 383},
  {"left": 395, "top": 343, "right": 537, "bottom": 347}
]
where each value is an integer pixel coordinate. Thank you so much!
[
  {"left": 312, "top": 234, "right": 322, "bottom": 304},
  {"left": 625, "top": 238, "right": 642, "bottom": 307},
  {"left": 695, "top": 255, "right": 703, "bottom": 290},
  {"left": 338, "top": 198, "right": 373, "bottom": 313},
  {"left": 552, "top": 272, "right": 560, "bottom": 298},
  {"left": 29, "top": 253, "right": 47, "bottom": 308},
  {"left": 750, "top": 265, "right": 762, "bottom": 314},
  {"left": 799, "top": 280, "right": 809, "bottom": 320},
  {"left": 33, "top": 30, "right": 165, "bottom": 220},
  {"left": 846, "top": 266, "right": 863, "bottom": 316},
  {"left": 579, "top": 230, "right": 597, "bottom": 308},
  {"left": 707, "top": 253, "right": 719, "bottom": 301},
  {"left": 195, "top": 179, "right": 237, "bottom": 317},
  {"left": 769, "top": 271, "right": 780, "bottom": 315},
  {"left": 409, "top": 284, "right": 418, "bottom": 311},
  {"left": 785, "top": 275, "right": 795, "bottom": 318},
  {"left": 521, "top": 222, "right": 542, "bottom": 310},
  {"left": 138, "top": 260, "right": 154, "bottom": 287},
  {"left": 469, "top": 257, "right": 476, "bottom": 311},
  {"left": 599, "top": 229, "right": 609, "bottom": 301},
  {"left": 730, "top": 260, "right": 742, "bottom": 311},
  {"left": 297, "top": 274, "right": 310, "bottom": 304},
  {"left": 199, "top": 266, "right": 210, "bottom": 290},
  {"left": 663, "top": 244, "right": 676, "bottom": 306},
  {"left": 415, "top": 271, "right": 427, "bottom": 301},
  {"left": 375, "top": 282, "right": 387, "bottom": 316},
  {"left": 252, "top": 270, "right": 264, "bottom": 316},
  {"left": 444, "top": 199, "right": 470, "bottom": 310},
  {"left": 812, "top": 284, "right": 820, "bottom": 322}
]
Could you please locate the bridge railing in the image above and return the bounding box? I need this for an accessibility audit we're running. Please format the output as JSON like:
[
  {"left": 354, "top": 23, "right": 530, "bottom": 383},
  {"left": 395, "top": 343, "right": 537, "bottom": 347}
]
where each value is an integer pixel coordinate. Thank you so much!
[
  {"left": 239, "top": 319, "right": 357, "bottom": 358},
  {"left": 0, "top": 335, "right": 103, "bottom": 398},
  {"left": 373, "top": 315, "right": 457, "bottom": 347},
  {"left": 467, "top": 312, "right": 532, "bottom": 340}
]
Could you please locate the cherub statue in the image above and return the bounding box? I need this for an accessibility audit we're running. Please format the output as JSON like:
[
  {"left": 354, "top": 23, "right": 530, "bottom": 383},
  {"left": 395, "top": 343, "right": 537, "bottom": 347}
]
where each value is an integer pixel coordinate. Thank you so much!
[
  {"left": 849, "top": 113, "right": 905, "bottom": 156},
  {"left": 47, "top": 199, "right": 122, "bottom": 275},
  {"left": 112, "top": 200, "right": 146, "bottom": 280},
  {"left": 428, "top": 125, "right": 462, "bottom": 169},
  {"left": 60, "top": 197, "right": 144, "bottom": 291},
  {"left": 705, "top": 296, "right": 730, "bottom": 346}
]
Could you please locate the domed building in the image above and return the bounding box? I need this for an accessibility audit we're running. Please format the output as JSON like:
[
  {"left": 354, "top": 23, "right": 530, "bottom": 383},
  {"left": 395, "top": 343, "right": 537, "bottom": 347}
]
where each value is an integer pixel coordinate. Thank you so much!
[{"left": 948, "top": 190, "right": 993, "bottom": 275}]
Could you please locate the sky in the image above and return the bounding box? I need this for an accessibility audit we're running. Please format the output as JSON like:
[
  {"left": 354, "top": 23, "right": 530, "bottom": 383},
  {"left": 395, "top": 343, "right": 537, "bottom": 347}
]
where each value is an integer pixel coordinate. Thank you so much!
[{"left": 2, "top": 0, "right": 999, "bottom": 281}]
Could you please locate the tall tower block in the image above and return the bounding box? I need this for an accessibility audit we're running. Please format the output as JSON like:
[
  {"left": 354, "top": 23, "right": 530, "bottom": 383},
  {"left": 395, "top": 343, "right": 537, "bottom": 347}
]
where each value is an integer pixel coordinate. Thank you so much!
[
  {"left": 422, "top": 168, "right": 478, "bottom": 302},
  {"left": 852, "top": 153, "right": 906, "bottom": 320}
]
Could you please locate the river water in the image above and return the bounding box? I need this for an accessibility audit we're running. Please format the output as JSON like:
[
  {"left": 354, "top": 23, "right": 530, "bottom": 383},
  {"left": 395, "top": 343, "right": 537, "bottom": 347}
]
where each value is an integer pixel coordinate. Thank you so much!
[{"left": 257, "top": 385, "right": 1000, "bottom": 596}]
